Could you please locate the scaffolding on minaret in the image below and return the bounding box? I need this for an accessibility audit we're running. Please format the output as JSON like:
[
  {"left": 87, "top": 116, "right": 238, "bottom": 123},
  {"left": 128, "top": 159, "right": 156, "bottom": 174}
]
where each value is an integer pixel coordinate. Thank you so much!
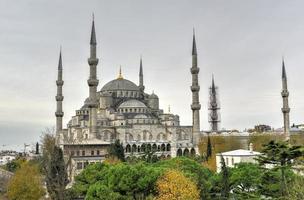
[{"left": 208, "top": 76, "right": 221, "bottom": 132}]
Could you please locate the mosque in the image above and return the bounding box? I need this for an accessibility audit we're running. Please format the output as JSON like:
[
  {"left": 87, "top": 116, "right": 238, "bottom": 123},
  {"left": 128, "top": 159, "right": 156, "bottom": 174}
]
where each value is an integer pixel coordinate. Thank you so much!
[{"left": 55, "top": 18, "right": 202, "bottom": 177}]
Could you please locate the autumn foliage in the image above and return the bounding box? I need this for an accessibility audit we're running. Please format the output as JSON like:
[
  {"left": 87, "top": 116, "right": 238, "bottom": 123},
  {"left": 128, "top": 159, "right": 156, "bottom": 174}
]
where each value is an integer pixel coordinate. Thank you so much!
[
  {"left": 7, "top": 162, "right": 45, "bottom": 200},
  {"left": 156, "top": 169, "right": 200, "bottom": 200}
]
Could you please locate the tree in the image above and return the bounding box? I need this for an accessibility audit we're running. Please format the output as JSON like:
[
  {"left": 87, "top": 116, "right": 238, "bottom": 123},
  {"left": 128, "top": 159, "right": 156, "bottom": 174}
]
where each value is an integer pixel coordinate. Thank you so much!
[
  {"left": 45, "top": 146, "right": 69, "bottom": 200},
  {"left": 156, "top": 169, "right": 200, "bottom": 200},
  {"left": 230, "top": 163, "right": 262, "bottom": 198},
  {"left": 286, "top": 175, "right": 304, "bottom": 199},
  {"left": 86, "top": 184, "right": 122, "bottom": 200},
  {"left": 206, "top": 134, "right": 212, "bottom": 160},
  {"left": 35, "top": 142, "right": 39, "bottom": 155},
  {"left": 4, "top": 157, "right": 26, "bottom": 173},
  {"left": 108, "top": 139, "right": 125, "bottom": 162},
  {"left": 7, "top": 162, "right": 45, "bottom": 200},
  {"left": 220, "top": 154, "right": 230, "bottom": 199},
  {"left": 257, "top": 140, "right": 303, "bottom": 197}
]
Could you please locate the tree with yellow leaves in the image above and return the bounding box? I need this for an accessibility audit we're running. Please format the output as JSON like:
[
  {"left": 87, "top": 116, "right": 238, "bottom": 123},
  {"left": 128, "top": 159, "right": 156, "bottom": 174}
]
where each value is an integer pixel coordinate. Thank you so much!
[
  {"left": 7, "top": 162, "right": 45, "bottom": 200},
  {"left": 156, "top": 169, "right": 200, "bottom": 200}
]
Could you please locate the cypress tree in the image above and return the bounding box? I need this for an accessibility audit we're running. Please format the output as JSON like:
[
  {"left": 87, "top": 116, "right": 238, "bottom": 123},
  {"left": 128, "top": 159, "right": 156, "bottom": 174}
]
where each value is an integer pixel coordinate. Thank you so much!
[
  {"left": 45, "top": 146, "right": 68, "bottom": 200},
  {"left": 108, "top": 139, "right": 125, "bottom": 161},
  {"left": 220, "top": 154, "right": 230, "bottom": 199},
  {"left": 206, "top": 134, "right": 212, "bottom": 160}
]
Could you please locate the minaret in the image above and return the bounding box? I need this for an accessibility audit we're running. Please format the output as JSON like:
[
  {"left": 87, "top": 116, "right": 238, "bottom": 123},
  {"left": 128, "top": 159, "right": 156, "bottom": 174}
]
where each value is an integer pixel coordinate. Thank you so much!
[
  {"left": 55, "top": 50, "right": 64, "bottom": 133},
  {"left": 87, "top": 16, "right": 99, "bottom": 137},
  {"left": 281, "top": 59, "right": 290, "bottom": 140},
  {"left": 190, "top": 31, "right": 201, "bottom": 145},
  {"left": 208, "top": 75, "right": 221, "bottom": 132},
  {"left": 139, "top": 57, "right": 145, "bottom": 97}
]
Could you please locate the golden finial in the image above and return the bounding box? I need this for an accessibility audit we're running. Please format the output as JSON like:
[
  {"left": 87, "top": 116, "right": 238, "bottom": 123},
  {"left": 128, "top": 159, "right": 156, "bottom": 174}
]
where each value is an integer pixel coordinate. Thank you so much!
[
  {"left": 117, "top": 66, "right": 123, "bottom": 79},
  {"left": 168, "top": 105, "right": 171, "bottom": 113}
]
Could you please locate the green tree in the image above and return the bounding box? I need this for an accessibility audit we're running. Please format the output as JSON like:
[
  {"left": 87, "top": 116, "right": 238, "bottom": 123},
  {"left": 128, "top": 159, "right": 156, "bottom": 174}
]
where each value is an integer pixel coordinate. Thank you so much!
[
  {"left": 230, "top": 163, "right": 262, "bottom": 198},
  {"left": 220, "top": 155, "right": 230, "bottom": 199},
  {"left": 86, "top": 184, "right": 122, "bottom": 200},
  {"left": 206, "top": 134, "right": 212, "bottom": 160},
  {"left": 108, "top": 139, "right": 125, "bottom": 162},
  {"left": 4, "top": 157, "right": 26, "bottom": 173},
  {"left": 45, "top": 146, "right": 69, "bottom": 200},
  {"left": 257, "top": 140, "right": 303, "bottom": 196},
  {"left": 7, "top": 162, "right": 45, "bottom": 200},
  {"left": 286, "top": 175, "right": 304, "bottom": 200}
]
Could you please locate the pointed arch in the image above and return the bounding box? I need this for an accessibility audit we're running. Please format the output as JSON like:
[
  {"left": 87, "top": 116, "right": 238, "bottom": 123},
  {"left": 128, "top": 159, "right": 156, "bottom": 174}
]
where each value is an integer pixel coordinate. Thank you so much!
[
  {"left": 183, "top": 148, "right": 189, "bottom": 156},
  {"left": 132, "top": 144, "right": 137, "bottom": 152},
  {"left": 177, "top": 148, "right": 182, "bottom": 156},
  {"left": 126, "top": 144, "right": 131, "bottom": 153}
]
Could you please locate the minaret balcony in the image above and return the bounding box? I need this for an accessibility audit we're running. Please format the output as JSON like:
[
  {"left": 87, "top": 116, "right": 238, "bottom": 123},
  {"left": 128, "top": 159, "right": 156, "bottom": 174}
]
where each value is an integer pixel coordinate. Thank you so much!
[
  {"left": 55, "top": 95, "right": 64, "bottom": 101},
  {"left": 190, "top": 67, "right": 200, "bottom": 74},
  {"left": 281, "top": 91, "right": 289, "bottom": 97},
  {"left": 88, "top": 58, "right": 99, "bottom": 65},
  {"left": 191, "top": 104, "right": 201, "bottom": 110},
  {"left": 191, "top": 85, "right": 200, "bottom": 92},
  {"left": 86, "top": 99, "right": 99, "bottom": 108},
  {"left": 56, "top": 80, "right": 64, "bottom": 86},
  {"left": 55, "top": 111, "right": 64, "bottom": 117},
  {"left": 281, "top": 107, "right": 290, "bottom": 113},
  {"left": 87, "top": 79, "right": 99, "bottom": 86}
]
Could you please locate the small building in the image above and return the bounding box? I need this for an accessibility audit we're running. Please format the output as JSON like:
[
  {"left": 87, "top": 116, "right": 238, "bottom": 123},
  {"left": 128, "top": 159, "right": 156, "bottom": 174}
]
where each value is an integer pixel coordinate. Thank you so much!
[
  {"left": 0, "top": 155, "right": 16, "bottom": 166},
  {"left": 216, "top": 144, "right": 261, "bottom": 173}
]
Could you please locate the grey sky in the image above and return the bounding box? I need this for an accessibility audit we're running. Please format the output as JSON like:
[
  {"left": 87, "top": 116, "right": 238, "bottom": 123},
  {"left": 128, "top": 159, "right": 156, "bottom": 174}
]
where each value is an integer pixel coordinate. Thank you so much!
[{"left": 0, "top": 0, "right": 303, "bottom": 149}]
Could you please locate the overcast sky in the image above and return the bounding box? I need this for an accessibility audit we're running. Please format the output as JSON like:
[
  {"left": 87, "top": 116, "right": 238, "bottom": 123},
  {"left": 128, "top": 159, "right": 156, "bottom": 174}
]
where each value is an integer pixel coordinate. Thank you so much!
[{"left": 0, "top": 0, "right": 303, "bottom": 149}]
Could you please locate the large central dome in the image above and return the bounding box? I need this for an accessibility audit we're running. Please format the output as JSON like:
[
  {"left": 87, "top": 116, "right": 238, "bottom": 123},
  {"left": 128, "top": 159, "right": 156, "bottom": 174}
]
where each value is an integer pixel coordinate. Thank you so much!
[{"left": 100, "top": 78, "right": 139, "bottom": 92}]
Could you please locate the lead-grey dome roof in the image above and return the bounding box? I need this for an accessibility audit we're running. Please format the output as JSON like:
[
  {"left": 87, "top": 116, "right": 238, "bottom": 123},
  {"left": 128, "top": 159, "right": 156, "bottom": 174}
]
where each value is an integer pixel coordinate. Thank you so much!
[
  {"left": 118, "top": 99, "right": 147, "bottom": 108},
  {"left": 100, "top": 78, "right": 139, "bottom": 91}
]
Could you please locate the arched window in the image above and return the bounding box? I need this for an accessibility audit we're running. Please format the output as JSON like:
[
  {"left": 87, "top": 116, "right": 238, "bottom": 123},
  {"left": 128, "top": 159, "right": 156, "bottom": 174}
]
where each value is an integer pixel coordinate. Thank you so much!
[
  {"left": 166, "top": 144, "right": 171, "bottom": 151},
  {"left": 147, "top": 144, "right": 152, "bottom": 152},
  {"left": 177, "top": 149, "right": 182, "bottom": 157},
  {"left": 126, "top": 144, "right": 131, "bottom": 153},
  {"left": 183, "top": 148, "right": 189, "bottom": 156},
  {"left": 152, "top": 144, "right": 157, "bottom": 151},
  {"left": 132, "top": 144, "right": 137, "bottom": 152},
  {"left": 190, "top": 148, "right": 196, "bottom": 156},
  {"left": 161, "top": 144, "right": 166, "bottom": 151},
  {"left": 141, "top": 144, "right": 146, "bottom": 152}
]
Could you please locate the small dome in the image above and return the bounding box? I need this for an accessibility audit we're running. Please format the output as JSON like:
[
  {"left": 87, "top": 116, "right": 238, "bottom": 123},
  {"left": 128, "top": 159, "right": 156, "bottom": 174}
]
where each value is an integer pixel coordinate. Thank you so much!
[
  {"left": 149, "top": 93, "right": 158, "bottom": 99},
  {"left": 118, "top": 99, "right": 147, "bottom": 108},
  {"left": 101, "top": 78, "right": 139, "bottom": 92}
]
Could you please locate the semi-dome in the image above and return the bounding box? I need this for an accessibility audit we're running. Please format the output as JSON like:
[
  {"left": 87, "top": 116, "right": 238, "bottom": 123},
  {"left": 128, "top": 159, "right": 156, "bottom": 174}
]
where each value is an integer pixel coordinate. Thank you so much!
[
  {"left": 118, "top": 99, "right": 147, "bottom": 108},
  {"left": 100, "top": 78, "right": 139, "bottom": 92},
  {"left": 149, "top": 93, "right": 158, "bottom": 99}
]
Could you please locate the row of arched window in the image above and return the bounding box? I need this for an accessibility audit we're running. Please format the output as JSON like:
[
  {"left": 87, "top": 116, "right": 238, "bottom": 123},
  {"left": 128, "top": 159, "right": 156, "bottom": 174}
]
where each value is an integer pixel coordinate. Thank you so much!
[
  {"left": 176, "top": 148, "right": 196, "bottom": 156},
  {"left": 125, "top": 143, "right": 171, "bottom": 153},
  {"left": 118, "top": 108, "right": 148, "bottom": 113},
  {"left": 112, "top": 90, "right": 140, "bottom": 98},
  {"left": 126, "top": 132, "right": 169, "bottom": 142}
]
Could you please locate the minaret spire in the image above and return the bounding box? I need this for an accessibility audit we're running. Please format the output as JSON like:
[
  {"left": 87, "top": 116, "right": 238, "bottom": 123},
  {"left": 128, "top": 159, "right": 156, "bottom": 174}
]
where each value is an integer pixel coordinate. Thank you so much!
[
  {"left": 281, "top": 58, "right": 290, "bottom": 141},
  {"left": 190, "top": 30, "right": 201, "bottom": 146},
  {"left": 55, "top": 49, "right": 64, "bottom": 133},
  {"left": 139, "top": 56, "right": 145, "bottom": 97},
  {"left": 209, "top": 75, "right": 221, "bottom": 132},
  {"left": 87, "top": 16, "right": 99, "bottom": 137}
]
